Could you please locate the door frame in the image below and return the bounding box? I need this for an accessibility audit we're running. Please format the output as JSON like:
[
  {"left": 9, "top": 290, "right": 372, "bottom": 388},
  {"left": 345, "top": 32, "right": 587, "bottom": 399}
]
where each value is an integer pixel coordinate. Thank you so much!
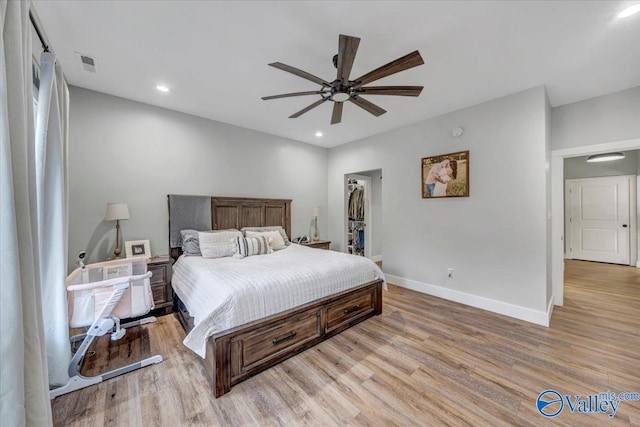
[
  {"left": 564, "top": 175, "right": 636, "bottom": 264},
  {"left": 552, "top": 137, "right": 640, "bottom": 307}
]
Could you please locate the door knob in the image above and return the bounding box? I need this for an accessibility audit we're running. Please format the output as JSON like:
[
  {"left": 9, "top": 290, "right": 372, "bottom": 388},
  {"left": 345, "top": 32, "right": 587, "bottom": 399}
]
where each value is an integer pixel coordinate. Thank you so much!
[{"left": 622, "top": 224, "right": 628, "bottom": 228}]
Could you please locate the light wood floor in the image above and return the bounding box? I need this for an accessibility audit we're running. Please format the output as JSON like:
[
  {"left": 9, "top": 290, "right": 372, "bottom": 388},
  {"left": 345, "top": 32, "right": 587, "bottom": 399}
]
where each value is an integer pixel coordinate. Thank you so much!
[{"left": 52, "top": 260, "right": 640, "bottom": 426}]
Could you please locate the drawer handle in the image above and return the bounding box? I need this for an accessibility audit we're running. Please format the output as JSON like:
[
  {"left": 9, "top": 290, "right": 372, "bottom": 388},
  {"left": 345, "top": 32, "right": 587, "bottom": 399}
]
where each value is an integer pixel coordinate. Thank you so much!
[
  {"left": 343, "top": 304, "right": 361, "bottom": 315},
  {"left": 272, "top": 331, "right": 296, "bottom": 346}
]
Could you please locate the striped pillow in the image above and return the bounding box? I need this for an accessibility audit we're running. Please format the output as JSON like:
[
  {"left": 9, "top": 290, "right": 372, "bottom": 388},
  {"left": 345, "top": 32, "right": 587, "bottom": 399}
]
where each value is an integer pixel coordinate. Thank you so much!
[
  {"left": 233, "top": 235, "right": 273, "bottom": 258},
  {"left": 244, "top": 230, "right": 286, "bottom": 250}
]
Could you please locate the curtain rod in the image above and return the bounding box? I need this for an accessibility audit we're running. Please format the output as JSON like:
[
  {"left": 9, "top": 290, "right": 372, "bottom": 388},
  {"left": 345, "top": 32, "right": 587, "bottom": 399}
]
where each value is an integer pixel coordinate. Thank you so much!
[{"left": 29, "top": 10, "right": 50, "bottom": 53}]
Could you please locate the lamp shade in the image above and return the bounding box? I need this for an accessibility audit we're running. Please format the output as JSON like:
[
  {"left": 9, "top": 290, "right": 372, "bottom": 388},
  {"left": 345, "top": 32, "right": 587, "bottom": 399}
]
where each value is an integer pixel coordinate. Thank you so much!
[
  {"left": 312, "top": 207, "right": 320, "bottom": 218},
  {"left": 105, "top": 203, "right": 130, "bottom": 221}
]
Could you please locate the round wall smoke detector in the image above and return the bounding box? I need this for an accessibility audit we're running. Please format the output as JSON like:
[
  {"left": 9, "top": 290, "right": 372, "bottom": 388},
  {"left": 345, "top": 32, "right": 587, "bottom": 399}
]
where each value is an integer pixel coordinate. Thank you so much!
[{"left": 452, "top": 127, "right": 464, "bottom": 137}]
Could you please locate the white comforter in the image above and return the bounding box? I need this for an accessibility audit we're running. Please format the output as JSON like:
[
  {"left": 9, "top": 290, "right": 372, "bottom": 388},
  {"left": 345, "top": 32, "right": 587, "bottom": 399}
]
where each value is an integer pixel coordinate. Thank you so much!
[{"left": 172, "top": 244, "right": 386, "bottom": 357}]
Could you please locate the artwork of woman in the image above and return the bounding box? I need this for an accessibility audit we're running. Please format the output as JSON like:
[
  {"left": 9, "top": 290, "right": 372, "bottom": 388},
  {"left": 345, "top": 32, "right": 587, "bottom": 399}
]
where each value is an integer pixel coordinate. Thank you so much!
[
  {"left": 433, "top": 159, "right": 457, "bottom": 197},
  {"left": 421, "top": 150, "right": 468, "bottom": 199}
]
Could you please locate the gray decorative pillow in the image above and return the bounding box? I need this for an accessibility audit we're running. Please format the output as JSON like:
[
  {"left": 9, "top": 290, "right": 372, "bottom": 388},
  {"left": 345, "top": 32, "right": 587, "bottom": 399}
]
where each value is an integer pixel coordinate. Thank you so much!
[
  {"left": 241, "top": 226, "right": 290, "bottom": 246},
  {"left": 181, "top": 229, "right": 202, "bottom": 256}
]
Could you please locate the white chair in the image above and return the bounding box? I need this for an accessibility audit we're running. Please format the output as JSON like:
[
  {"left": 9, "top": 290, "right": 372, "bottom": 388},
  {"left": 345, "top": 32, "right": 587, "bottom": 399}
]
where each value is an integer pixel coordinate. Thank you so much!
[{"left": 50, "top": 258, "right": 163, "bottom": 399}]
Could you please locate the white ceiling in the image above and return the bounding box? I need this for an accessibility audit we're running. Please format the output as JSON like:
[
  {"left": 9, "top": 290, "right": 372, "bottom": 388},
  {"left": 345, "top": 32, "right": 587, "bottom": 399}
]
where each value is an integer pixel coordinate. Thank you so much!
[{"left": 32, "top": 1, "right": 640, "bottom": 148}]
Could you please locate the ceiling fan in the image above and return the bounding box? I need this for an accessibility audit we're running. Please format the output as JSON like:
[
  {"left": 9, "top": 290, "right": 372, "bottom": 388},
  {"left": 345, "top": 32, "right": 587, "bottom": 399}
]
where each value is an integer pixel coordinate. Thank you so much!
[{"left": 262, "top": 34, "right": 424, "bottom": 125}]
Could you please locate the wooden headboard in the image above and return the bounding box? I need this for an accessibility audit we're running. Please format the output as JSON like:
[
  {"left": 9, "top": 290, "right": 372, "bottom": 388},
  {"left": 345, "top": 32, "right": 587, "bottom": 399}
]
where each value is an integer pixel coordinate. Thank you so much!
[{"left": 169, "top": 196, "right": 291, "bottom": 260}]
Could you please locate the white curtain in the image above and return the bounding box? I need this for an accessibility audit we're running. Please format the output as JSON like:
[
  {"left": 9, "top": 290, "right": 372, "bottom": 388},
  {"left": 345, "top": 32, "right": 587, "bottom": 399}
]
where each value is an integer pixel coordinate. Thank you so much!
[
  {"left": 36, "top": 51, "right": 71, "bottom": 386},
  {"left": 0, "top": 0, "right": 52, "bottom": 423}
]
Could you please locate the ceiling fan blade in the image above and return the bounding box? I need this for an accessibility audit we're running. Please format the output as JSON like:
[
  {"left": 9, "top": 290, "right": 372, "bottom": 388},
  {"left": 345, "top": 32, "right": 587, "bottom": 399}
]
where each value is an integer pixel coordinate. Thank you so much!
[
  {"left": 269, "top": 62, "right": 331, "bottom": 87},
  {"left": 349, "top": 96, "right": 386, "bottom": 117},
  {"left": 289, "top": 98, "right": 329, "bottom": 118},
  {"left": 262, "top": 91, "right": 324, "bottom": 100},
  {"left": 354, "top": 50, "right": 424, "bottom": 87},
  {"left": 331, "top": 102, "right": 344, "bottom": 125},
  {"left": 337, "top": 34, "right": 360, "bottom": 82},
  {"left": 358, "top": 86, "right": 423, "bottom": 97}
]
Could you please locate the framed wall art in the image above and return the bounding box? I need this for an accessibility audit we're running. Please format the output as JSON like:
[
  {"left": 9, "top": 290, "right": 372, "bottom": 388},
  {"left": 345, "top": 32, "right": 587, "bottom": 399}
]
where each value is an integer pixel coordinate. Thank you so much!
[
  {"left": 125, "top": 239, "right": 151, "bottom": 258},
  {"left": 421, "top": 150, "right": 469, "bottom": 198}
]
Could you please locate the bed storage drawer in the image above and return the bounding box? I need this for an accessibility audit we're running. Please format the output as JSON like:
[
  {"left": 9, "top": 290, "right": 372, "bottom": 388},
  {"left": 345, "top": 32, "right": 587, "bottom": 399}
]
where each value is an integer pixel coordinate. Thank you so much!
[
  {"left": 325, "top": 289, "right": 375, "bottom": 332},
  {"left": 232, "top": 308, "right": 322, "bottom": 373},
  {"left": 206, "top": 280, "right": 383, "bottom": 397}
]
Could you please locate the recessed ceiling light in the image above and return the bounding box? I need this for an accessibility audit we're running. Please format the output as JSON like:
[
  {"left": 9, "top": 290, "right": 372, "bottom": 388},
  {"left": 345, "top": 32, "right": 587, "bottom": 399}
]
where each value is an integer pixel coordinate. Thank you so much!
[
  {"left": 315, "top": 131, "right": 323, "bottom": 137},
  {"left": 617, "top": 4, "right": 640, "bottom": 18},
  {"left": 586, "top": 152, "right": 625, "bottom": 162},
  {"left": 156, "top": 85, "right": 170, "bottom": 93}
]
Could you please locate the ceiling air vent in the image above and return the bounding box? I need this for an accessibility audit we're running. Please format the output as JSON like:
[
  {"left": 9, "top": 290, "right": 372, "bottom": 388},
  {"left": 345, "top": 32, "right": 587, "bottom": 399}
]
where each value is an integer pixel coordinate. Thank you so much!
[{"left": 75, "top": 52, "right": 98, "bottom": 73}]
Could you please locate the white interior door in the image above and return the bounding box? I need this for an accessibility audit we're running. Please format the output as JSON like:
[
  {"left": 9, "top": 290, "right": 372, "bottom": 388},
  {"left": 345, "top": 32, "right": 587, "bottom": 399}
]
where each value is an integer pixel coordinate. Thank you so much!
[{"left": 568, "top": 176, "right": 630, "bottom": 264}]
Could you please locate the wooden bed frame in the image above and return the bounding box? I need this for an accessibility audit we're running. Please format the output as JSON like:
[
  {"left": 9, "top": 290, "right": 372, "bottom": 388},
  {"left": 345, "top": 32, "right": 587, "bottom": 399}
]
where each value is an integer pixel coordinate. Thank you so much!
[{"left": 168, "top": 195, "right": 383, "bottom": 397}]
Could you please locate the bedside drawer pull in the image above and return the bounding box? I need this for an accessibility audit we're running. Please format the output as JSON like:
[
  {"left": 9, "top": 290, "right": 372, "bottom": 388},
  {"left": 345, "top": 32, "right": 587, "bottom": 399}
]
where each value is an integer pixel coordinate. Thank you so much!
[
  {"left": 272, "top": 331, "right": 296, "bottom": 346},
  {"left": 343, "top": 304, "right": 361, "bottom": 315}
]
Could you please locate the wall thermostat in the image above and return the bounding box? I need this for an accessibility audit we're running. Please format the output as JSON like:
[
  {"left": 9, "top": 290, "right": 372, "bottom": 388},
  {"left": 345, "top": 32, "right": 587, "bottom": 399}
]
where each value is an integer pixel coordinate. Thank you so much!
[{"left": 452, "top": 127, "right": 464, "bottom": 137}]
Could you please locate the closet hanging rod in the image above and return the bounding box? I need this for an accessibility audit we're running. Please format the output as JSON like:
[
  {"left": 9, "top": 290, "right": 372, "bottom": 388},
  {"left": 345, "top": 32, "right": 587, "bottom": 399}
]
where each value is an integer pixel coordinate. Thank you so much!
[{"left": 29, "top": 10, "right": 50, "bottom": 53}]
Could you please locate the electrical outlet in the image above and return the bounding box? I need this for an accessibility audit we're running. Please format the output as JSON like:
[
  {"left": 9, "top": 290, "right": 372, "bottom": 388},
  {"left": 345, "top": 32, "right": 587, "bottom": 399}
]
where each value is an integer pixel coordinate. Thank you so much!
[{"left": 447, "top": 268, "right": 454, "bottom": 278}]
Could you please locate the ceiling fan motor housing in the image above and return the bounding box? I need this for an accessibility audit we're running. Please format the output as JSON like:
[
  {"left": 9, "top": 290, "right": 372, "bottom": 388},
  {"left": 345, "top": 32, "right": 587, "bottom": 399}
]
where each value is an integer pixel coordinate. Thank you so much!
[{"left": 330, "top": 79, "right": 353, "bottom": 102}]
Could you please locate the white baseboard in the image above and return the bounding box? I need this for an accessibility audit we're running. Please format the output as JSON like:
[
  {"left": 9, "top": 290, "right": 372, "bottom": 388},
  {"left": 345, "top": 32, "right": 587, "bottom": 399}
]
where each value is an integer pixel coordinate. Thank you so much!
[
  {"left": 636, "top": 261, "right": 640, "bottom": 268},
  {"left": 547, "top": 296, "right": 554, "bottom": 324},
  {"left": 371, "top": 255, "right": 382, "bottom": 263},
  {"left": 384, "top": 274, "right": 551, "bottom": 327}
]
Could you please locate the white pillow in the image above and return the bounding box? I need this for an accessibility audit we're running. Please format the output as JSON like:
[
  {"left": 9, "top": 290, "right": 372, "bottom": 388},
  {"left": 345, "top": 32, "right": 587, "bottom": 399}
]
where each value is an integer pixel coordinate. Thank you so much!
[
  {"left": 199, "top": 230, "right": 242, "bottom": 258},
  {"left": 241, "top": 226, "right": 290, "bottom": 245},
  {"left": 245, "top": 230, "right": 286, "bottom": 250}
]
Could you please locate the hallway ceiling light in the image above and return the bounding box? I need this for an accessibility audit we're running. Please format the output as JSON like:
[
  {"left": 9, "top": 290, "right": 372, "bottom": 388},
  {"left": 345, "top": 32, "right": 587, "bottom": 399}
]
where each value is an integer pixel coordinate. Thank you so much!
[
  {"left": 156, "top": 85, "right": 170, "bottom": 93},
  {"left": 617, "top": 4, "right": 640, "bottom": 18},
  {"left": 586, "top": 152, "right": 625, "bottom": 162}
]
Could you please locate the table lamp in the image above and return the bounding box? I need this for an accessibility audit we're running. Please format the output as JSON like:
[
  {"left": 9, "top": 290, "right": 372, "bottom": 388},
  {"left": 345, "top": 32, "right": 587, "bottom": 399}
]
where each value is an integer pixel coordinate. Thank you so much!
[
  {"left": 312, "top": 207, "right": 320, "bottom": 241},
  {"left": 105, "top": 203, "right": 130, "bottom": 259}
]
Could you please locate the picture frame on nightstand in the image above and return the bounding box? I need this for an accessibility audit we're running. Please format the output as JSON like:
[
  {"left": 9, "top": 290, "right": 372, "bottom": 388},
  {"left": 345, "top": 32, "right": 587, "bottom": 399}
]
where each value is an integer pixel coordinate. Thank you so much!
[{"left": 125, "top": 239, "right": 151, "bottom": 258}]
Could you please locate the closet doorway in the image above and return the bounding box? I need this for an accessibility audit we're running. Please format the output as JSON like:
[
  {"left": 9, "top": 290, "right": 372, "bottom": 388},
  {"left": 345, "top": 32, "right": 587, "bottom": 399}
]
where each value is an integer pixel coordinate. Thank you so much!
[{"left": 345, "top": 169, "right": 382, "bottom": 261}]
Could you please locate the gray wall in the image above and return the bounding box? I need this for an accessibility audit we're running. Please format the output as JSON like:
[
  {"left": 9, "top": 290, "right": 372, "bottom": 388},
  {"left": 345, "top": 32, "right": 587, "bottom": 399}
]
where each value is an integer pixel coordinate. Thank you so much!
[
  {"left": 68, "top": 87, "right": 328, "bottom": 271},
  {"left": 564, "top": 150, "right": 639, "bottom": 179},
  {"left": 328, "top": 87, "right": 549, "bottom": 312},
  {"left": 551, "top": 85, "right": 640, "bottom": 150}
]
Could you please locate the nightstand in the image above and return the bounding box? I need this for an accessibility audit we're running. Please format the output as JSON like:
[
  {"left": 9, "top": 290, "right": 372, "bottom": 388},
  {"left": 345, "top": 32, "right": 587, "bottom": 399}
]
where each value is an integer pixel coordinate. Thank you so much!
[
  {"left": 302, "top": 240, "right": 331, "bottom": 250},
  {"left": 147, "top": 256, "right": 173, "bottom": 315}
]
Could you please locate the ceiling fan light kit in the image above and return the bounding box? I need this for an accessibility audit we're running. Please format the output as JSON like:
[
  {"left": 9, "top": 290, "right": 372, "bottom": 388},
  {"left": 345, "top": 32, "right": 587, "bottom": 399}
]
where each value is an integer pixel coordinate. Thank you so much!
[{"left": 262, "top": 34, "right": 425, "bottom": 124}]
